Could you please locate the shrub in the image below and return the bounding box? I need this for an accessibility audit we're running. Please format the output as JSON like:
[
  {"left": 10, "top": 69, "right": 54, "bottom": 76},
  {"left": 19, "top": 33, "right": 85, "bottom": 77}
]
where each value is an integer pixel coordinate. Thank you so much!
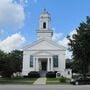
[
  {"left": 46, "top": 71, "right": 56, "bottom": 78},
  {"left": 1, "top": 70, "right": 13, "bottom": 78},
  {"left": 59, "top": 76, "right": 66, "bottom": 83},
  {"left": 23, "top": 76, "right": 29, "bottom": 78},
  {"left": 12, "top": 76, "right": 23, "bottom": 80},
  {"left": 28, "top": 71, "right": 40, "bottom": 78}
]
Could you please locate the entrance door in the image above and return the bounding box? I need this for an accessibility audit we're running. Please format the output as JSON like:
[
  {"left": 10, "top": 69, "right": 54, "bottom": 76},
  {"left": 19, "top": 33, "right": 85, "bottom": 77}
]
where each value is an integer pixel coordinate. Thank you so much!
[{"left": 41, "top": 61, "right": 47, "bottom": 71}]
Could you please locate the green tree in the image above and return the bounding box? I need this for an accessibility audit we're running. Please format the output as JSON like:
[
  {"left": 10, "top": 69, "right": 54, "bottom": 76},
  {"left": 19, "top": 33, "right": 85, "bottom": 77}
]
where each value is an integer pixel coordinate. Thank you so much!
[
  {"left": 68, "top": 16, "right": 90, "bottom": 77},
  {"left": 66, "top": 58, "right": 72, "bottom": 69},
  {"left": 7, "top": 50, "right": 23, "bottom": 73},
  {"left": 0, "top": 50, "right": 23, "bottom": 78},
  {"left": 0, "top": 50, "right": 7, "bottom": 73}
]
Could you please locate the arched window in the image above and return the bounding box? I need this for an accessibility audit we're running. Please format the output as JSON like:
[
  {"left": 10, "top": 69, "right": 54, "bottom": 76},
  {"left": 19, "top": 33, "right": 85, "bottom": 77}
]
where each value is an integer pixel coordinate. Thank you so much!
[{"left": 43, "top": 22, "right": 46, "bottom": 29}]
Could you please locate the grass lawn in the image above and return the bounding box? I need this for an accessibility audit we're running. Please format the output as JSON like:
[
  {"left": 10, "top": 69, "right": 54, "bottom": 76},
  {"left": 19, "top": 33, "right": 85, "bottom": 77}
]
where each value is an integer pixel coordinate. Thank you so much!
[
  {"left": 46, "top": 78, "right": 60, "bottom": 84},
  {"left": 0, "top": 77, "right": 37, "bottom": 84},
  {"left": 46, "top": 78, "right": 70, "bottom": 85}
]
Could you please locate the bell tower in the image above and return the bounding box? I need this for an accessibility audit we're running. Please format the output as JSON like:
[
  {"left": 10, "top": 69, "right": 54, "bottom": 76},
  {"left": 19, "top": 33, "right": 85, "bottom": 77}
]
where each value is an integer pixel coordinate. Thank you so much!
[{"left": 37, "top": 9, "right": 53, "bottom": 40}]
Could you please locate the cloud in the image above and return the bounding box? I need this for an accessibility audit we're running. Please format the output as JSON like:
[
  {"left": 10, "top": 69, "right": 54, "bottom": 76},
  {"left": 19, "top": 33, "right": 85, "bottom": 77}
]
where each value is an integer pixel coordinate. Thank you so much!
[
  {"left": 19, "top": 0, "right": 28, "bottom": 6},
  {"left": 0, "top": 0, "right": 25, "bottom": 30},
  {"left": 58, "top": 30, "right": 77, "bottom": 59},
  {"left": 58, "top": 30, "right": 77, "bottom": 48},
  {"left": 58, "top": 37, "right": 69, "bottom": 48},
  {"left": 0, "top": 29, "right": 4, "bottom": 35},
  {"left": 0, "top": 33, "right": 26, "bottom": 52},
  {"left": 52, "top": 33, "right": 63, "bottom": 41},
  {"left": 17, "top": 0, "right": 37, "bottom": 5},
  {"left": 20, "top": 0, "right": 28, "bottom": 4}
]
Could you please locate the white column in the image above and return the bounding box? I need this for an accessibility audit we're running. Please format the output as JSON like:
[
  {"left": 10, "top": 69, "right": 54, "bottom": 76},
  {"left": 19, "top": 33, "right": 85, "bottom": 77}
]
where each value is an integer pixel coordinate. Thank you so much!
[
  {"left": 51, "top": 57, "right": 53, "bottom": 71},
  {"left": 34, "top": 57, "right": 35, "bottom": 71},
  {"left": 34, "top": 57, "right": 36, "bottom": 71},
  {"left": 36, "top": 58, "right": 39, "bottom": 71},
  {"left": 47, "top": 58, "right": 50, "bottom": 71}
]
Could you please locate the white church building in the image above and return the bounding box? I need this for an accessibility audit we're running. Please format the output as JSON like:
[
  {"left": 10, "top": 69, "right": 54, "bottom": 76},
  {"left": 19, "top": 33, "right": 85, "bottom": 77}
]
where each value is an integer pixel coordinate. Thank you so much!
[{"left": 22, "top": 9, "right": 72, "bottom": 78}]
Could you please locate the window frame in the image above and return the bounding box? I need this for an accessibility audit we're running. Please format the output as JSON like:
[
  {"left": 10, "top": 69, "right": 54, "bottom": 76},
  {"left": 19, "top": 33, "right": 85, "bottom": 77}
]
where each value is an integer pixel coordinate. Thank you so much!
[
  {"left": 30, "top": 55, "right": 33, "bottom": 67},
  {"left": 53, "top": 55, "right": 58, "bottom": 67}
]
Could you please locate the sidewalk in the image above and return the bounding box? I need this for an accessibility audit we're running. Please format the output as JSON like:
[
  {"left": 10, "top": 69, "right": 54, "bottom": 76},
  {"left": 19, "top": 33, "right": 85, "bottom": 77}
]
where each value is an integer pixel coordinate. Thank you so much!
[{"left": 33, "top": 78, "right": 46, "bottom": 85}]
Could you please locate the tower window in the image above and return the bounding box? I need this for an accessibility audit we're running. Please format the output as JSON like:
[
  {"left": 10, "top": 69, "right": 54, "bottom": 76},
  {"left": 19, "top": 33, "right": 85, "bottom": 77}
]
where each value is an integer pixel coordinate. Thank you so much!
[{"left": 43, "top": 22, "right": 46, "bottom": 29}]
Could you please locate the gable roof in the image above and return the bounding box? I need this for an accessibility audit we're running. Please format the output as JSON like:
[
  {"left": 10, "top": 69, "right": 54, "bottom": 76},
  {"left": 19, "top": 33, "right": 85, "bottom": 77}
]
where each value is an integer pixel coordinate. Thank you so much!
[{"left": 23, "top": 38, "right": 66, "bottom": 51}]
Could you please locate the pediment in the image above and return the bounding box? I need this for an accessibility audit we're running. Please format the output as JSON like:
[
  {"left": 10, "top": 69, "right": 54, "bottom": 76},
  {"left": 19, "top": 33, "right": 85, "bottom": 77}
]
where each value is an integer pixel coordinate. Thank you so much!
[{"left": 23, "top": 38, "right": 66, "bottom": 51}]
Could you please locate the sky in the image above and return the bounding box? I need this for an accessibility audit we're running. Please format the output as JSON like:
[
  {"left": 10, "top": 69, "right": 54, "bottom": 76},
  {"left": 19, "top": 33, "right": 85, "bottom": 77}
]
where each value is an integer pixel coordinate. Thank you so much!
[{"left": 0, "top": 0, "right": 90, "bottom": 59}]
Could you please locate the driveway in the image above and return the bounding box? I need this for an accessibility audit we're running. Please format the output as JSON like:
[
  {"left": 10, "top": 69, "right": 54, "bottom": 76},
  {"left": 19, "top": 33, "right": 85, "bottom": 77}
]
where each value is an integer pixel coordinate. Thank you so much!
[{"left": 0, "top": 85, "right": 90, "bottom": 90}]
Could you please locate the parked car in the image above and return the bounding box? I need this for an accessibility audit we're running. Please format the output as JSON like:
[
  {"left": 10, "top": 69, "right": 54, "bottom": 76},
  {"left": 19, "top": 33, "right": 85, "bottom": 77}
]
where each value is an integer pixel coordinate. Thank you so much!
[{"left": 70, "top": 77, "right": 90, "bottom": 85}]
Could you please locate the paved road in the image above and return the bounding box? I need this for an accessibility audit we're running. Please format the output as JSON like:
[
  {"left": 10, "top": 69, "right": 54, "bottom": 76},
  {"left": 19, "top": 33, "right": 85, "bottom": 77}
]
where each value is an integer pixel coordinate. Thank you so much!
[{"left": 0, "top": 85, "right": 90, "bottom": 90}]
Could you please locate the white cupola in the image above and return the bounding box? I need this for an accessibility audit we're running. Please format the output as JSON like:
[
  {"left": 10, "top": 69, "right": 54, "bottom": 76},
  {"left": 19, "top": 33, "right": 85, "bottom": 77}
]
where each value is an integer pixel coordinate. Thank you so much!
[{"left": 37, "top": 9, "right": 53, "bottom": 40}]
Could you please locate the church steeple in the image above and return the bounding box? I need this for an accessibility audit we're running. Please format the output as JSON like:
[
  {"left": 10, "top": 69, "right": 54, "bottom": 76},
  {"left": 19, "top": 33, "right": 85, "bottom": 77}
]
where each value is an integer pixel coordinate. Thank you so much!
[
  {"left": 37, "top": 9, "right": 53, "bottom": 40},
  {"left": 39, "top": 9, "right": 51, "bottom": 30}
]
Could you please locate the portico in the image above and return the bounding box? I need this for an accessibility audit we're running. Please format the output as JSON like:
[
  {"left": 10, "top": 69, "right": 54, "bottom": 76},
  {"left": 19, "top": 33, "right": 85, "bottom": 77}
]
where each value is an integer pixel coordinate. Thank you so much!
[{"left": 33, "top": 56, "right": 53, "bottom": 72}]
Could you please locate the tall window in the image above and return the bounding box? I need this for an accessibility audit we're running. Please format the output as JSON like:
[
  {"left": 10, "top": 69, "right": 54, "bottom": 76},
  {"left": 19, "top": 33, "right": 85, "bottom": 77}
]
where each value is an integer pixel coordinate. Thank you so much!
[
  {"left": 30, "top": 55, "right": 33, "bottom": 67},
  {"left": 53, "top": 55, "right": 58, "bottom": 67},
  {"left": 43, "top": 22, "right": 46, "bottom": 29}
]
